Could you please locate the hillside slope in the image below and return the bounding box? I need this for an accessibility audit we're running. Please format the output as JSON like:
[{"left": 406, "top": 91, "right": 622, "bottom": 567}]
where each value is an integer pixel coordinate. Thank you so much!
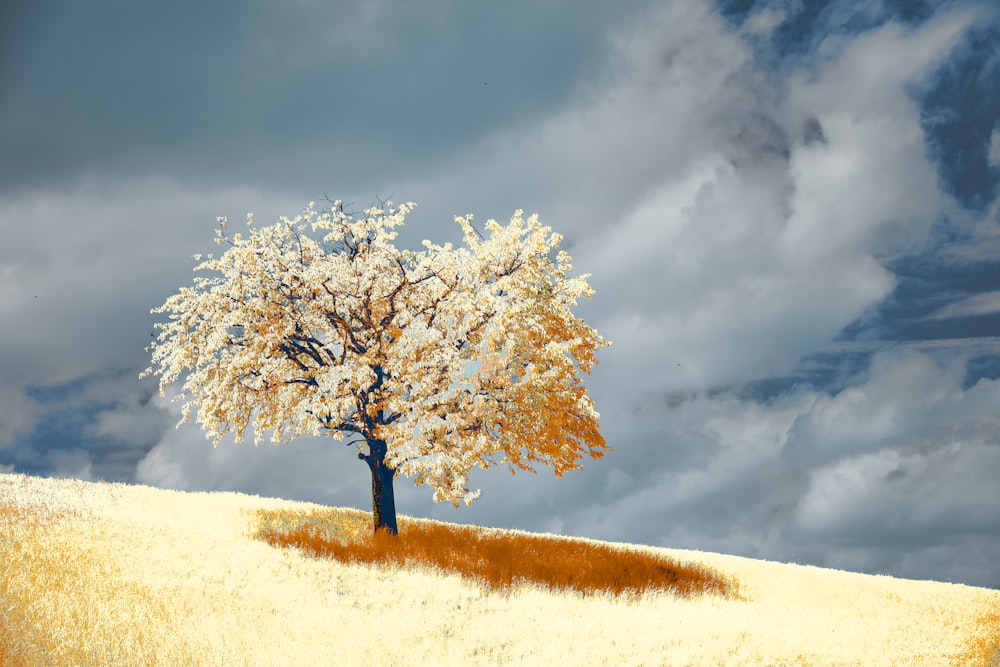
[{"left": 1, "top": 473, "right": 997, "bottom": 666}]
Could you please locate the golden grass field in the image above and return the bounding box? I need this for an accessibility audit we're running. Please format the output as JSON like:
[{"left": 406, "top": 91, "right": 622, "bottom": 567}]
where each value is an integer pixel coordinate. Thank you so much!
[{"left": 1, "top": 472, "right": 997, "bottom": 666}]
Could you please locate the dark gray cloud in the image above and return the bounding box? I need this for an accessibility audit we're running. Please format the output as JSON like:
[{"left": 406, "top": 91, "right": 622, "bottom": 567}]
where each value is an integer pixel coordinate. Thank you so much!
[{"left": 0, "top": 1, "right": 648, "bottom": 194}]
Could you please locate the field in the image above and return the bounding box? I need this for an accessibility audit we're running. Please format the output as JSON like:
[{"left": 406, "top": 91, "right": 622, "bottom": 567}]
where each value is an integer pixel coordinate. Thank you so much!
[{"left": 1, "top": 472, "right": 997, "bottom": 666}]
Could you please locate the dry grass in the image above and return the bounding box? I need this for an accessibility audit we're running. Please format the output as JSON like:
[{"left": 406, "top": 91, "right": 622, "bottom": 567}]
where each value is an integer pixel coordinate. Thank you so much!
[
  {"left": 0, "top": 504, "right": 32, "bottom": 667},
  {"left": 967, "top": 606, "right": 1000, "bottom": 667},
  {"left": 256, "top": 509, "right": 729, "bottom": 600},
  {"left": 0, "top": 493, "right": 88, "bottom": 667},
  {"left": 1, "top": 472, "right": 998, "bottom": 666}
]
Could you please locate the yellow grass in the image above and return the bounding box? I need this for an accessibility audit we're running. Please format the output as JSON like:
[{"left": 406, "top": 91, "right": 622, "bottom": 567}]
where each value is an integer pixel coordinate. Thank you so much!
[{"left": 1, "top": 472, "right": 997, "bottom": 666}]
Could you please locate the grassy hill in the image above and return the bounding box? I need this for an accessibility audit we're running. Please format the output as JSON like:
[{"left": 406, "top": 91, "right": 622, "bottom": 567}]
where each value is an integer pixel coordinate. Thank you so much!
[{"left": 1, "top": 472, "right": 997, "bottom": 666}]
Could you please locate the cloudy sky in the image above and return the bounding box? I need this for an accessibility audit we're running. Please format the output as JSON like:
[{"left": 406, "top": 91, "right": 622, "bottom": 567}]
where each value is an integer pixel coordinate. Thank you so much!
[{"left": 3, "top": 0, "right": 1000, "bottom": 589}]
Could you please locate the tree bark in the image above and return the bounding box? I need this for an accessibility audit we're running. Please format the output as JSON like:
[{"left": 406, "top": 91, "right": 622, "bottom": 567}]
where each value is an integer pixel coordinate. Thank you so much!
[{"left": 361, "top": 438, "right": 398, "bottom": 535}]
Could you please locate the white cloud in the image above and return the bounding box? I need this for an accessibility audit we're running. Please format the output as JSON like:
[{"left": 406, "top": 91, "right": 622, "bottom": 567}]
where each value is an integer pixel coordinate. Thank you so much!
[
  {"left": 389, "top": 1, "right": 755, "bottom": 242},
  {"left": 781, "top": 112, "right": 942, "bottom": 260},
  {"left": 989, "top": 125, "right": 1000, "bottom": 169},
  {"left": 743, "top": 8, "right": 786, "bottom": 37},
  {"left": 0, "top": 177, "right": 307, "bottom": 386},
  {"left": 47, "top": 448, "right": 95, "bottom": 480},
  {"left": 0, "top": 385, "right": 36, "bottom": 447},
  {"left": 88, "top": 391, "right": 171, "bottom": 449},
  {"left": 941, "top": 196, "right": 1000, "bottom": 263},
  {"left": 783, "top": 8, "right": 979, "bottom": 122},
  {"left": 785, "top": 351, "right": 979, "bottom": 460},
  {"left": 794, "top": 440, "right": 1000, "bottom": 538},
  {"left": 930, "top": 290, "right": 1000, "bottom": 319},
  {"left": 391, "top": 3, "right": 970, "bottom": 405},
  {"left": 566, "top": 347, "right": 1000, "bottom": 586}
]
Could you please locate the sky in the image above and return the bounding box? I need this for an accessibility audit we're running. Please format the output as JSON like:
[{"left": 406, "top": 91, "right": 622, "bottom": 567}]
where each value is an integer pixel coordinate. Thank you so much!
[{"left": 2, "top": 0, "right": 999, "bottom": 590}]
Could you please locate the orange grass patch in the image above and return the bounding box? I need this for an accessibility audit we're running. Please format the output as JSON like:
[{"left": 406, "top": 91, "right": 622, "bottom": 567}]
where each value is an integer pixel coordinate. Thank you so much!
[{"left": 257, "top": 510, "right": 732, "bottom": 600}]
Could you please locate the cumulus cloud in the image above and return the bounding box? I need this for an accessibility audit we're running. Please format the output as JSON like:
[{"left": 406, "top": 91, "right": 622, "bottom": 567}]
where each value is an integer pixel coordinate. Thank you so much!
[
  {"left": 786, "top": 350, "right": 998, "bottom": 462},
  {"left": 46, "top": 448, "right": 95, "bottom": 480},
  {"left": 0, "top": 385, "right": 36, "bottom": 446},
  {"left": 87, "top": 392, "right": 172, "bottom": 451},
  {"left": 929, "top": 290, "right": 1000, "bottom": 319},
  {"left": 0, "top": 177, "right": 308, "bottom": 480},
  {"left": 989, "top": 125, "right": 1000, "bottom": 168},
  {"left": 743, "top": 7, "right": 786, "bottom": 37},
  {"left": 567, "top": 348, "right": 1000, "bottom": 587},
  {"left": 784, "top": 353, "right": 1000, "bottom": 584},
  {"left": 399, "top": 3, "right": 966, "bottom": 402},
  {"left": 0, "top": 178, "right": 306, "bottom": 386},
  {"left": 782, "top": 8, "right": 977, "bottom": 120}
]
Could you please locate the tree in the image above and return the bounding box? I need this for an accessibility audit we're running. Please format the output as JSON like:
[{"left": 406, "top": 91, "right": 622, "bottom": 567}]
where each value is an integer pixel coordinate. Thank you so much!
[{"left": 142, "top": 200, "right": 611, "bottom": 535}]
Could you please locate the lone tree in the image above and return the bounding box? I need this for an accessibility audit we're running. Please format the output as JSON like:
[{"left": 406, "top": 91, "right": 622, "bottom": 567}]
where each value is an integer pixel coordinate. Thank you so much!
[{"left": 142, "top": 200, "right": 610, "bottom": 534}]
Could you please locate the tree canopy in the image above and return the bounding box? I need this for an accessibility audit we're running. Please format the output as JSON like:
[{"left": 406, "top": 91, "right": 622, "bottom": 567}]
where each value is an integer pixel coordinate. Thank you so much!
[{"left": 142, "top": 200, "right": 610, "bottom": 532}]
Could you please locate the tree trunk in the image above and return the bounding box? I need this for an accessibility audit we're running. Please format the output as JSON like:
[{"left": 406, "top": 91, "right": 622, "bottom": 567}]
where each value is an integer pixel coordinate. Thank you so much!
[{"left": 362, "top": 438, "right": 398, "bottom": 536}]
